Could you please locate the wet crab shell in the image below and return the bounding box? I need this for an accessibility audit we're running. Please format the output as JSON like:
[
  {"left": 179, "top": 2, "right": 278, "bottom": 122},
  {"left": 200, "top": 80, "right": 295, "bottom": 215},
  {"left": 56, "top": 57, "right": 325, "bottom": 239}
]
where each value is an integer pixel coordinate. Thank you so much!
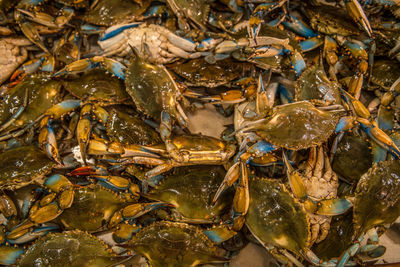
[
  {"left": 125, "top": 53, "right": 179, "bottom": 121},
  {"left": 144, "top": 166, "right": 234, "bottom": 224},
  {"left": 305, "top": 4, "right": 361, "bottom": 37},
  {"left": 248, "top": 101, "right": 338, "bottom": 150},
  {"left": 57, "top": 184, "right": 138, "bottom": 232},
  {"left": 295, "top": 63, "right": 341, "bottom": 104},
  {"left": 371, "top": 60, "right": 400, "bottom": 90},
  {"left": 246, "top": 177, "right": 310, "bottom": 255},
  {"left": 332, "top": 133, "right": 372, "bottom": 184},
  {"left": 106, "top": 106, "right": 161, "bottom": 146},
  {"left": 168, "top": 58, "right": 246, "bottom": 88},
  {"left": 166, "top": 0, "right": 210, "bottom": 30},
  {"left": 0, "top": 146, "right": 56, "bottom": 190},
  {"left": 16, "top": 230, "right": 121, "bottom": 266},
  {"left": 354, "top": 159, "right": 400, "bottom": 236},
  {"left": 128, "top": 221, "right": 226, "bottom": 267},
  {"left": 62, "top": 69, "right": 130, "bottom": 105},
  {"left": 84, "top": 0, "right": 151, "bottom": 26},
  {"left": 0, "top": 74, "right": 62, "bottom": 133}
]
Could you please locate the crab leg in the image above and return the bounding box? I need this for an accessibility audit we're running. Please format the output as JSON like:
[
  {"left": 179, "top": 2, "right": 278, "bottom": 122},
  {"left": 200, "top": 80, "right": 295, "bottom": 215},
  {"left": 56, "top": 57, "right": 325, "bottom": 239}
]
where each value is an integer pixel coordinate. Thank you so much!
[
  {"left": 54, "top": 56, "right": 126, "bottom": 80},
  {"left": 39, "top": 100, "right": 81, "bottom": 164},
  {"left": 283, "top": 151, "right": 352, "bottom": 215}
]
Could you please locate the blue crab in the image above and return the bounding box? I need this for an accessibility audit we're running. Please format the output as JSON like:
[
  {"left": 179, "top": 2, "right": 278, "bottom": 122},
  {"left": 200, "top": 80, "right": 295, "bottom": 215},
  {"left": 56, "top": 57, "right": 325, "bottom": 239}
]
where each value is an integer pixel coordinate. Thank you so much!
[
  {"left": 97, "top": 22, "right": 203, "bottom": 64},
  {"left": 124, "top": 221, "right": 227, "bottom": 267},
  {"left": 338, "top": 159, "right": 400, "bottom": 266},
  {"left": 1, "top": 230, "right": 127, "bottom": 266}
]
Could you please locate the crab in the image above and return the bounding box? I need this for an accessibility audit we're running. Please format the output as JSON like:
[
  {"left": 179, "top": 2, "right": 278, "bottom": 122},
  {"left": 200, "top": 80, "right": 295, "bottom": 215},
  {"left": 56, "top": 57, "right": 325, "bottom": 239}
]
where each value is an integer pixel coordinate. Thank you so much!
[
  {"left": 3, "top": 230, "right": 126, "bottom": 266},
  {"left": 124, "top": 49, "right": 189, "bottom": 126},
  {"left": 55, "top": 183, "right": 152, "bottom": 233},
  {"left": 0, "top": 74, "right": 62, "bottom": 140},
  {"left": 338, "top": 159, "right": 400, "bottom": 266},
  {"left": 87, "top": 118, "right": 236, "bottom": 179},
  {"left": 0, "top": 146, "right": 65, "bottom": 243},
  {"left": 0, "top": 37, "right": 31, "bottom": 85},
  {"left": 40, "top": 68, "right": 131, "bottom": 164},
  {"left": 168, "top": 57, "right": 250, "bottom": 88},
  {"left": 331, "top": 132, "right": 373, "bottom": 184},
  {"left": 282, "top": 4, "right": 372, "bottom": 86},
  {"left": 83, "top": 0, "right": 151, "bottom": 26},
  {"left": 214, "top": 21, "right": 306, "bottom": 76},
  {"left": 245, "top": 176, "right": 350, "bottom": 266},
  {"left": 105, "top": 105, "right": 161, "bottom": 146},
  {"left": 144, "top": 166, "right": 235, "bottom": 224},
  {"left": 295, "top": 58, "right": 341, "bottom": 105},
  {"left": 125, "top": 221, "right": 226, "bottom": 267},
  {"left": 98, "top": 22, "right": 203, "bottom": 64},
  {"left": 166, "top": 0, "right": 210, "bottom": 31}
]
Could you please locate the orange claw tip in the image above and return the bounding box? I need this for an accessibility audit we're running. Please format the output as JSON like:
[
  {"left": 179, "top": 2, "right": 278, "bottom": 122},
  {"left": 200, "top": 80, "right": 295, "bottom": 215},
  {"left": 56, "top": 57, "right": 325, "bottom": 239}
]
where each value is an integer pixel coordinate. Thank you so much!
[{"left": 69, "top": 166, "right": 95, "bottom": 176}]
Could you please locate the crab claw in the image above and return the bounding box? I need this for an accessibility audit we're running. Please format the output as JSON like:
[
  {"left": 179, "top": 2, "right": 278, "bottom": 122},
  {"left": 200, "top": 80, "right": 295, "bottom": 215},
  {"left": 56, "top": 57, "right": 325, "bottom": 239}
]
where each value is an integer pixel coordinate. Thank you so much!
[
  {"left": 6, "top": 224, "right": 59, "bottom": 245},
  {"left": 39, "top": 122, "right": 62, "bottom": 165},
  {"left": 345, "top": 0, "right": 373, "bottom": 37},
  {"left": 54, "top": 56, "right": 126, "bottom": 80},
  {"left": 0, "top": 246, "right": 24, "bottom": 265},
  {"left": 19, "top": 21, "right": 49, "bottom": 53},
  {"left": 357, "top": 118, "right": 400, "bottom": 159},
  {"left": 281, "top": 15, "right": 319, "bottom": 38},
  {"left": 109, "top": 202, "right": 169, "bottom": 227},
  {"left": 203, "top": 225, "right": 237, "bottom": 244}
]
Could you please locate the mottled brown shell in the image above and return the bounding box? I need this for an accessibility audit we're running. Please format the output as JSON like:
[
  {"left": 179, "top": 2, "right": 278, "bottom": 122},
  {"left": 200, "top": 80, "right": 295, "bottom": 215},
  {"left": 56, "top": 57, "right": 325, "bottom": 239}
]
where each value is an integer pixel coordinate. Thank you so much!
[
  {"left": 145, "top": 166, "right": 234, "bottom": 223},
  {"left": 0, "top": 74, "right": 61, "bottom": 133},
  {"left": 129, "top": 221, "right": 225, "bottom": 267},
  {"left": 295, "top": 63, "right": 341, "bottom": 104},
  {"left": 354, "top": 160, "right": 400, "bottom": 236},
  {"left": 371, "top": 60, "right": 400, "bottom": 90},
  {"left": 246, "top": 178, "right": 310, "bottom": 255},
  {"left": 168, "top": 58, "right": 245, "bottom": 87},
  {"left": 250, "top": 101, "right": 338, "bottom": 150},
  {"left": 106, "top": 106, "right": 161, "bottom": 146},
  {"left": 58, "top": 184, "right": 136, "bottom": 232},
  {"left": 63, "top": 69, "right": 130, "bottom": 106},
  {"left": 0, "top": 146, "right": 56, "bottom": 190},
  {"left": 84, "top": 0, "right": 151, "bottom": 26},
  {"left": 17, "top": 230, "right": 121, "bottom": 267},
  {"left": 125, "top": 54, "right": 179, "bottom": 121}
]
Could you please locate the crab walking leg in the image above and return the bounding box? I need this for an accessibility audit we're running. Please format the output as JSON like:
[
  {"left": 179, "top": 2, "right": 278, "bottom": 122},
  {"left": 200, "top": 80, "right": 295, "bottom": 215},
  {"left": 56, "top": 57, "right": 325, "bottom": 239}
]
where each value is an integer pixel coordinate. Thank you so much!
[
  {"left": 283, "top": 151, "right": 353, "bottom": 216},
  {"left": 54, "top": 56, "right": 126, "bottom": 80},
  {"left": 39, "top": 100, "right": 81, "bottom": 164}
]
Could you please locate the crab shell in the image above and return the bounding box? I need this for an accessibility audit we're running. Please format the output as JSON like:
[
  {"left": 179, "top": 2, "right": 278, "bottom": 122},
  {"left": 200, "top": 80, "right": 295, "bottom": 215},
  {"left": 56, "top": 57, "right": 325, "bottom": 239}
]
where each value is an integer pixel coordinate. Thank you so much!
[
  {"left": 84, "top": 0, "right": 151, "bottom": 26},
  {"left": 57, "top": 184, "right": 138, "bottom": 232},
  {"left": 246, "top": 178, "right": 310, "bottom": 255},
  {"left": 305, "top": 4, "right": 361, "bottom": 37},
  {"left": 0, "top": 146, "right": 56, "bottom": 190},
  {"left": 16, "top": 230, "right": 122, "bottom": 266},
  {"left": 106, "top": 106, "right": 161, "bottom": 146},
  {"left": 144, "top": 166, "right": 234, "bottom": 224},
  {"left": 354, "top": 159, "right": 400, "bottom": 236},
  {"left": 332, "top": 133, "right": 372, "bottom": 184},
  {"left": 295, "top": 63, "right": 341, "bottom": 104},
  {"left": 62, "top": 69, "right": 130, "bottom": 106},
  {"left": 247, "top": 101, "right": 338, "bottom": 150},
  {"left": 125, "top": 53, "right": 180, "bottom": 121},
  {"left": 0, "top": 74, "right": 62, "bottom": 133},
  {"left": 128, "top": 221, "right": 226, "bottom": 267},
  {"left": 166, "top": 0, "right": 210, "bottom": 30},
  {"left": 371, "top": 60, "right": 400, "bottom": 90}
]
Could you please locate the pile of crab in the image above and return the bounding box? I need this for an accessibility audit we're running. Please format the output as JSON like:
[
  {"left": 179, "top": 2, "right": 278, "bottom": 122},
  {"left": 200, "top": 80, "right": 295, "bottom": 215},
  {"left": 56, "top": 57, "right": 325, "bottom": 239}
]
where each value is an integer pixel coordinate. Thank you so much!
[{"left": 0, "top": 0, "right": 400, "bottom": 266}]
